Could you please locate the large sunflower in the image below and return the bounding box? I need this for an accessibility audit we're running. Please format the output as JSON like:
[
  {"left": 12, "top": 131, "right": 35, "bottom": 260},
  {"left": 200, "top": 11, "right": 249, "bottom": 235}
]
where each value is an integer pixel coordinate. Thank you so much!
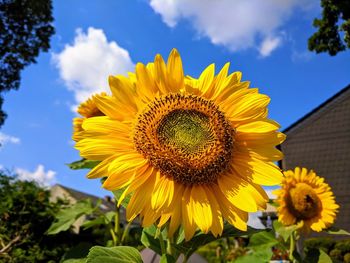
[
  {"left": 274, "top": 167, "right": 339, "bottom": 233},
  {"left": 74, "top": 49, "right": 285, "bottom": 240}
]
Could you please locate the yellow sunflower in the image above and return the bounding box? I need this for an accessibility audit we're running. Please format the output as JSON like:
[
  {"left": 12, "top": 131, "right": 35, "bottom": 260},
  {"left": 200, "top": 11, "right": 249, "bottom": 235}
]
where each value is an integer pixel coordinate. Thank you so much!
[
  {"left": 72, "top": 92, "right": 107, "bottom": 142},
  {"left": 74, "top": 49, "right": 285, "bottom": 240},
  {"left": 274, "top": 167, "right": 339, "bottom": 233}
]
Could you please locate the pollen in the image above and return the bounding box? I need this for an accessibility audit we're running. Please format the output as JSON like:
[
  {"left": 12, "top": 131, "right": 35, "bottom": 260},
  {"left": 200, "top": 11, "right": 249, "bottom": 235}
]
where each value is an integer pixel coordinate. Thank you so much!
[{"left": 134, "top": 94, "right": 234, "bottom": 185}]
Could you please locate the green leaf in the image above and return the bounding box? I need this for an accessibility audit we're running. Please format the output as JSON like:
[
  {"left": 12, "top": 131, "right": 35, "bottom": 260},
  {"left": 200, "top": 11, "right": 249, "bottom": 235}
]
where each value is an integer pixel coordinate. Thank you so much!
[
  {"left": 235, "top": 231, "right": 279, "bottom": 263},
  {"left": 318, "top": 249, "right": 333, "bottom": 263},
  {"left": 141, "top": 225, "right": 166, "bottom": 255},
  {"left": 113, "top": 188, "right": 131, "bottom": 208},
  {"left": 86, "top": 246, "right": 142, "bottom": 263},
  {"left": 104, "top": 211, "right": 117, "bottom": 223},
  {"left": 248, "top": 231, "right": 279, "bottom": 250},
  {"left": 62, "top": 242, "right": 92, "bottom": 260},
  {"left": 235, "top": 250, "right": 272, "bottom": 263},
  {"left": 175, "top": 224, "right": 262, "bottom": 257},
  {"left": 67, "top": 159, "right": 100, "bottom": 170},
  {"left": 273, "top": 220, "right": 299, "bottom": 242},
  {"left": 325, "top": 226, "right": 350, "bottom": 235},
  {"left": 160, "top": 254, "right": 176, "bottom": 263},
  {"left": 47, "top": 199, "right": 95, "bottom": 235},
  {"left": 62, "top": 259, "right": 86, "bottom": 263},
  {"left": 82, "top": 216, "right": 105, "bottom": 230},
  {"left": 305, "top": 248, "right": 332, "bottom": 263}
]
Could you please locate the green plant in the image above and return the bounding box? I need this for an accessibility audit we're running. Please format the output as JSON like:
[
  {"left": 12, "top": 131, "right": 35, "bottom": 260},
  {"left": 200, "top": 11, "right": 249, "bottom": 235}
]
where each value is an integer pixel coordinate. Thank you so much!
[
  {"left": 0, "top": 173, "right": 70, "bottom": 262},
  {"left": 335, "top": 240, "right": 350, "bottom": 254},
  {"left": 305, "top": 237, "right": 335, "bottom": 254},
  {"left": 329, "top": 248, "right": 343, "bottom": 261}
]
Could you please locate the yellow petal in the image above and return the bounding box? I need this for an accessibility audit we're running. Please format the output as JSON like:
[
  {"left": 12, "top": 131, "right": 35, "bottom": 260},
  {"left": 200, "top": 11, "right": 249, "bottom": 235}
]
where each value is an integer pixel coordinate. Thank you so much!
[
  {"left": 102, "top": 169, "right": 135, "bottom": 191},
  {"left": 167, "top": 49, "right": 184, "bottom": 92},
  {"left": 75, "top": 138, "right": 127, "bottom": 160},
  {"left": 118, "top": 165, "right": 154, "bottom": 206},
  {"left": 82, "top": 116, "right": 130, "bottom": 135},
  {"left": 213, "top": 184, "right": 247, "bottom": 231},
  {"left": 198, "top": 63, "right": 215, "bottom": 97},
  {"left": 190, "top": 185, "right": 212, "bottom": 233},
  {"left": 126, "top": 173, "right": 156, "bottom": 221},
  {"left": 108, "top": 152, "right": 147, "bottom": 175},
  {"left": 235, "top": 144, "right": 284, "bottom": 161},
  {"left": 163, "top": 182, "right": 184, "bottom": 237},
  {"left": 203, "top": 185, "right": 223, "bottom": 237},
  {"left": 182, "top": 187, "right": 197, "bottom": 240},
  {"left": 151, "top": 174, "right": 175, "bottom": 212},
  {"left": 218, "top": 174, "right": 267, "bottom": 212},
  {"left": 211, "top": 62, "right": 230, "bottom": 99},
  {"left": 226, "top": 94, "right": 270, "bottom": 122},
  {"left": 215, "top": 80, "right": 249, "bottom": 102},
  {"left": 94, "top": 95, "right": 133, "bottom": 121},
  {"left": 87, "top": 155, "right": 116, "bottom": 179},
  {"left": 154, "top": 54, "right": 168, "bottom": 94},
  {"left": 141, "top": 203, "right": 161, "bottom": 227},
  {"left": 236, "top": 120, "right": 280, "bottom": 134},
  {"left": 236, "top": 131, "right": 286, "bottom": 147},
  {"left": 135, "top": 63, "right": 157, "bottom": 102},
  {"left": 232, "top": 155, "right": 283, "bottom": 186},
  {"left": 109, "top": 75, "right": 138, "bottom": 112}
]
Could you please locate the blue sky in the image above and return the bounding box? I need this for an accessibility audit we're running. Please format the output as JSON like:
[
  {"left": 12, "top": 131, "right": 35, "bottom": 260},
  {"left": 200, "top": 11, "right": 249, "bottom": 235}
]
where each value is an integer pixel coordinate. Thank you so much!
[{"left": 1, "top": 0, "right": 350, "bottom": 199}]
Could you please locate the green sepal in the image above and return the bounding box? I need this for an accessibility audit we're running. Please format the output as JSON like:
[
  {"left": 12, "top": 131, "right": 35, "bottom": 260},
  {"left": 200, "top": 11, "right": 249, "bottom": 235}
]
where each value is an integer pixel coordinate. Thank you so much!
[{"left": 67, "top": 159, "right": 100, "bottom": 170}]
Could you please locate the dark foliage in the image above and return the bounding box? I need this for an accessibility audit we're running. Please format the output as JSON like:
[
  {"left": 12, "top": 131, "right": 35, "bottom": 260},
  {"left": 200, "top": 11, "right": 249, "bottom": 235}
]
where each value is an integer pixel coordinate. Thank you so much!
[
  {"left": 0, "top": 173, "right": 74, "bottom": 262},
  {"left": 0, "top": 0, "right": 54, "bottom": 127},
  {"left": 309, "top": 0, "right": 350, "bottom": 55}
]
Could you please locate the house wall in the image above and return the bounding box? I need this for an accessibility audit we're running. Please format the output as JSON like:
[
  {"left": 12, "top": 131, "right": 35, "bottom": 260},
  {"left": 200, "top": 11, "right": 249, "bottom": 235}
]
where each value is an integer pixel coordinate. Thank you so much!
[
  {"left": 281, "top": 90, "right": 350, "bottom": 232},
  {"left": 50, "top": 185, "right": 85, "bottom": 233}
]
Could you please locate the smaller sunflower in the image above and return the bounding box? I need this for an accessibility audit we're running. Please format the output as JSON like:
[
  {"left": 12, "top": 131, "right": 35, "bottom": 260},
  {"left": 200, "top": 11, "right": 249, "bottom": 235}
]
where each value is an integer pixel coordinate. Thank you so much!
[
  {"left": 72, "top": 93, "right": 107, "bottom": 141},
  {"left": 274, "top": 167, "right": 339, "bottom": 232}
]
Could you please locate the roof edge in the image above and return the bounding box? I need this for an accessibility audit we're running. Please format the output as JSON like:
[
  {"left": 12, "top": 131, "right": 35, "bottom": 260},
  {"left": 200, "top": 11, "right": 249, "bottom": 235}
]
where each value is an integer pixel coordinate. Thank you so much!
[{"left": 283, "top": 84, "right": 350, "bottom": 133}]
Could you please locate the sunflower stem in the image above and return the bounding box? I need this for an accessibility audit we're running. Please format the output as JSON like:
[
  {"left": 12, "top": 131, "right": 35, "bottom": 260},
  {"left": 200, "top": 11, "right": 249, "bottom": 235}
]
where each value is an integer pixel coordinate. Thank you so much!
[
  {"left": 166, "top": 237, "right": 173, "bottom": 256},
  {"left": 156, "top": 227, "right": 166, "bottom": 255},
  {"left": 109, "top": 228, "right": 117, "bottom": 246},
  {"left": 121, "top": 221, "right": 132, "bottom": 244},
  {"left": 114, "top": 204, "right": 120, "bottom": 245},
  {"left": 289, "top": 231, "right": 296, "bottom": 262}
]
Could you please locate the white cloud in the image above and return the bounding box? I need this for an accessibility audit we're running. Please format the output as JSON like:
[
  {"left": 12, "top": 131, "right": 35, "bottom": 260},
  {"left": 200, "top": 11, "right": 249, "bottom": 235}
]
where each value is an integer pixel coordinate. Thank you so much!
[
  {"left": 16, "top": 165, "right": 56, "bottom": 187},
  {"left": 149, "top": 0, "right": 312, "bottom": 56},
  {"left": 0, "top": 132, "right": 20, "bottom": 147},
  {"left": 291, "top": 49, "right": 314, "bottom": 62},
  {"left": 52, "top": 27, "right": 135, "bottom": 106},
  {"left": 259, "top": 36, "right": 282, "bottom": 57}
]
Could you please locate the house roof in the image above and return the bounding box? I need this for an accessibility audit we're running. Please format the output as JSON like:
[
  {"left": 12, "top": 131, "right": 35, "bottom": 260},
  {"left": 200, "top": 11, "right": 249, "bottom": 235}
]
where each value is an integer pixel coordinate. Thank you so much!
[
  {"left": 283, "top": 84, "right": 350, "bottom": 134},
  {"left": 52, "top": 184, "right": 115, "bottom": 211}
]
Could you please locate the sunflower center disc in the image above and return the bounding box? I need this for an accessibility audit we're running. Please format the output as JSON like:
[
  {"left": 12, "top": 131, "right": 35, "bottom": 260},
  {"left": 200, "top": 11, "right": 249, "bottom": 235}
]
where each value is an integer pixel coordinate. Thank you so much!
[
  {"left": 157, "top": 109, "right": 214, "bottom": 155},
  {"left": 134, "top": 94, "right": 234, "bottom": 185},
  {"left": 287, "top": 183, "right": 321, "bottom": 220}
]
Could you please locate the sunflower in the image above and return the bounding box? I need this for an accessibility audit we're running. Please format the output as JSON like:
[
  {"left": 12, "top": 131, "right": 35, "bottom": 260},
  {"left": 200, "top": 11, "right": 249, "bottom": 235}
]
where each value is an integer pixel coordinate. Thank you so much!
[
  {"left": 74, "top": 49, "right": 285, "bottom": 240},
  {"left": 72, "top": 92, "right": 107, "bottom": 142},
  {"left": 274, "top": 167, "right": 339, "bottom": 233}
]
